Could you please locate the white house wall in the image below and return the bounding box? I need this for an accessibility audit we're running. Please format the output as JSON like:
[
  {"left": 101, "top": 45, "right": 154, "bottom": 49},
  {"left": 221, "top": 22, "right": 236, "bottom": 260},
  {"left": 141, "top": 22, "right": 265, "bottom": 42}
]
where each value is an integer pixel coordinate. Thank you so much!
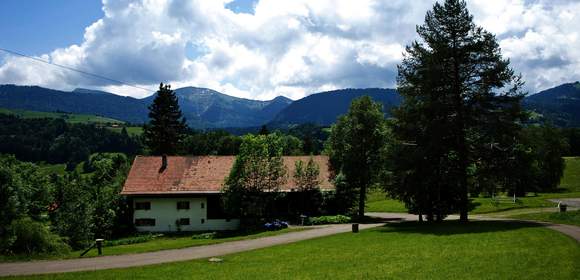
[{"left": 133, "top": 197, "right": 240, "bottom": 232}]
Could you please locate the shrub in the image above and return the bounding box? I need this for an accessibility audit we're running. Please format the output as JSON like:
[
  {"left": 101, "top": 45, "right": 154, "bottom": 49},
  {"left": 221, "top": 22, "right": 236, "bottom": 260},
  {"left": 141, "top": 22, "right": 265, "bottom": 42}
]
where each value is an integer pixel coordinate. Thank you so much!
[
  {"left": 307, "top": 215, "right": 351, "bottom": 225},
  {"left": 191, "top": 232, "right": 217, "bottom": 239},
  {"left": 104, "top": 233, "right": 162, "bottom": 247},
  {"left": 6, "top": 217, "right": 70, "bottom": 255}
]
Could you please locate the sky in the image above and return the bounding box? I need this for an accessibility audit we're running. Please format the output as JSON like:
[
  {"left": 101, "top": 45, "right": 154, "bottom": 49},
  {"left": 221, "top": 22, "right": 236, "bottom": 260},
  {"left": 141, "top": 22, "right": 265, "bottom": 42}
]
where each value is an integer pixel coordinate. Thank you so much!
[{"left": 0, "top": 0, "right": 578, "bottom": 100}]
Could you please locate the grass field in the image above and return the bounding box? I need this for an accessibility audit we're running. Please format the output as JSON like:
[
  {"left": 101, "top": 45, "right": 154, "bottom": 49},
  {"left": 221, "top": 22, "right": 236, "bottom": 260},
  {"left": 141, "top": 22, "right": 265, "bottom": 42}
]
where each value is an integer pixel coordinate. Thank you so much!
[
  {"left": 366, "top": 157, "right": 580, "bottom": 215},
  {"left": 366, "top": 189, "right": 406, "bottom": 212},
  {"left": 11, "top": 221, "right": 579, "bottom": 279},
  {"left": 0, "top": 228, "right": 304, "bottom": 262},
  {"left": 510, "top": 210, "right": 580, "bottom": 227},
  {"left": 561, "top": 157, "right": 580, "bottom": 192},
  {"left": 0, "top": 108, "right": 124, "bottom": 124}
]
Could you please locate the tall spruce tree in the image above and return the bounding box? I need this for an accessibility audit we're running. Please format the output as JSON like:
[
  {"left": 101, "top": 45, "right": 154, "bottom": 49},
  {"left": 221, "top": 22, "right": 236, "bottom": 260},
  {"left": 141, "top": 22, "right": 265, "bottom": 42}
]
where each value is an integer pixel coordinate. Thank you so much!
[
  {"left": 143, "top": 83, "right": 187, "bottom": 155},
  {"left": 391, "top": 0, "right": 525, "bottom": 222}
]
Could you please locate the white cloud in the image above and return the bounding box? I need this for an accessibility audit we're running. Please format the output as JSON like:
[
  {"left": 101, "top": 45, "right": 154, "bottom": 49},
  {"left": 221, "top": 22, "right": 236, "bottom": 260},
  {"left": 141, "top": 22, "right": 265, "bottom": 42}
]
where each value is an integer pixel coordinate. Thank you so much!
[{"left": 1, "top": 0, "right": 579, "bottom": 100}]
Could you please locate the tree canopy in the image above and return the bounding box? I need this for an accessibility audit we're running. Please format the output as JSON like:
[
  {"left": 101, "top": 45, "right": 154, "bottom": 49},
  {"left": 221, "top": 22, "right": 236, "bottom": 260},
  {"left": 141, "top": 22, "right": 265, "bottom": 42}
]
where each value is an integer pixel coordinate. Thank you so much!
[
  {"left": 144, "top": 83, "right": 187, "bottom": 155},
  {"left": 325, "top": 96, "right": 390, "bottom": 221},
  {"left": 390, "top": 0, "right": 525, "bottom": 221},
  {"left": 223, "top": 134, "right": 287, "bottom": 223}
]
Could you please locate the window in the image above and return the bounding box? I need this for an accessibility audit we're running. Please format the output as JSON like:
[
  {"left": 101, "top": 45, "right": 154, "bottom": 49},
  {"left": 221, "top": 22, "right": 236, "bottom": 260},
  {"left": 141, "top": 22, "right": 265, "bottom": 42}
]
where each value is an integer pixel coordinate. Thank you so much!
[
  {"left": 201, "top": 218, "right": 205, "bottom": 224},
  {"left": 178, "top": 218, "right": 190, "bottom": 225},
  {"left": 177, "top": 201, "right": 190, "bottom": 210},
  {"left": 135, "top": 202, "right": 151, "bottom": 210},
  {"left": 201, "top": 203, "right": 205, "bottom": 209},
  {"left": 135, "top": 218, "right": 155, "bottom": 226}
]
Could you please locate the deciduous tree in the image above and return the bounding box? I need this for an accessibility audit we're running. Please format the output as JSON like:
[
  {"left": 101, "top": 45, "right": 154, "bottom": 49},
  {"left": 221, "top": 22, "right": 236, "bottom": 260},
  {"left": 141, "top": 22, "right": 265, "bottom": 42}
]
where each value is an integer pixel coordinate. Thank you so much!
[
  {"left": 325, "top": 96, "right": 390, "bottom": 221},
  {"left": 223, "top": 134, "right": 287, "bottom": 224}
]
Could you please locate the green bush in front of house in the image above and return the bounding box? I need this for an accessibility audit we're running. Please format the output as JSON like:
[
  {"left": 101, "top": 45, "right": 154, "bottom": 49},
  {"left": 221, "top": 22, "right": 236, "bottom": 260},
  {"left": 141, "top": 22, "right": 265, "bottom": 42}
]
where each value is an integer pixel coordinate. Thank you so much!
[
  {"left": 307, "top": 215, "right": 351, "bottom": 225},
  {"left": 104, "top": 233, "right": 163, "bottom": 247},
  {"left": 4, "top": 217, "right": 70, "bottom": 255}
]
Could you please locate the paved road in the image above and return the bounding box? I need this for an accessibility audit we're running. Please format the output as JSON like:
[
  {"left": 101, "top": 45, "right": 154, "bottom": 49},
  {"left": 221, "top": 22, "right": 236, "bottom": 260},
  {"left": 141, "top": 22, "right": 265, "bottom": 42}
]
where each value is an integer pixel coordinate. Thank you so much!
[
  {"left": 549, "top": 198, "right": 580, "bottom": 208},
  {"left": 0, "top": 223, "right": 383, "bottom": 277}
]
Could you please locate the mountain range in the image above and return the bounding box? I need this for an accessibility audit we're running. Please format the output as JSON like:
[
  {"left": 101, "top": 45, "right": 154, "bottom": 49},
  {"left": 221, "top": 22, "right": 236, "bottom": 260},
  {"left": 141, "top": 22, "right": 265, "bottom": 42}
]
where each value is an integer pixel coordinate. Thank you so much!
[
  {"left": 0, "top": 85, "right": 292, "bottom": 128},
  {"left": 0, "top": 82, "right": 579, "bottom": 128},
  {"left": 522, "top": 82, "right": 580, "bottom": 127}
]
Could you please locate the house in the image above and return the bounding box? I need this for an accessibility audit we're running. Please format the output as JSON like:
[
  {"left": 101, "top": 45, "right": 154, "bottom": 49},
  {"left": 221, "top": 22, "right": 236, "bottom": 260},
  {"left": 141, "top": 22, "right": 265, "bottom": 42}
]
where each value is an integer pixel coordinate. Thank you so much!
[{"left": 121, "top": 155, "right": 333, "bottom": 232}]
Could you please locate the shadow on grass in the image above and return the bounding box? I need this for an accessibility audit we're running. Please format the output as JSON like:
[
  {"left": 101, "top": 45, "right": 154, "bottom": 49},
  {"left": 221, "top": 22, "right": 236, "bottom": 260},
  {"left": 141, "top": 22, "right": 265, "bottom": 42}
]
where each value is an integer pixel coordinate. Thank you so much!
[
  {"left": 376, "top": 220, "right": 542, "bottom": 236},
  {"left": 360, "top": 216, "right": 404, "bottom": 224}
]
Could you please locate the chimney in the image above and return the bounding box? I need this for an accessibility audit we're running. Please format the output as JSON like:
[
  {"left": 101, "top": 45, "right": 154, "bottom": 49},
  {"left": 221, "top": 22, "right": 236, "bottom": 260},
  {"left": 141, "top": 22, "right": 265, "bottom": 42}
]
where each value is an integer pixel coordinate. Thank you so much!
[{"left": 160, "top": 155, "right": 168, "bottom": 173}]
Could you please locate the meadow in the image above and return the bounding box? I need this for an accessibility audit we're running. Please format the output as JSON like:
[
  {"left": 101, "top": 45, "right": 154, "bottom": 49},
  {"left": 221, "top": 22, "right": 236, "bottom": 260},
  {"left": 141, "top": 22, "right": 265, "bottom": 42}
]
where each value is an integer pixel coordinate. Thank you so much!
[
  {"left": 366, "top": 157, "right": 580, "bottom": 215},
  {"left": 0, "top": 108, "right": 124, "bottom": 124},
  {"left": 9, "top": 221, "right": 579, "bottom": 279},
  {"left": 0, "top": 228, "right": 304, "bottom": 262}
]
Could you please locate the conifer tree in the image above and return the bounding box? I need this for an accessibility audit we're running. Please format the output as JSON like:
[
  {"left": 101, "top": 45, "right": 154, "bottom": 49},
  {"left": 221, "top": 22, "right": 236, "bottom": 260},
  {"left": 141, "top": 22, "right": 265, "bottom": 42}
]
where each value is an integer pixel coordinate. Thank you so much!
[
  {"left": 391, "top": 0, "right": 525, "bottom": 221},
  {"left": 143, "top": 83, "right": 187, "bottom": 155}
]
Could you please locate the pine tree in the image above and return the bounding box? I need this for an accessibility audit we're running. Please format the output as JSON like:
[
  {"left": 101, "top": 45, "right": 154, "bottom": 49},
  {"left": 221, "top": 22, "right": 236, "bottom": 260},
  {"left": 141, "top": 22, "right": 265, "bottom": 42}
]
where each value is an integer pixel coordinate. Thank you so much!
[
  {"left": 143, "top": 83, "right": 187, "bottom": 155},
  {"left": 392, "top": 0, "right": 525, "bottom": 222}
]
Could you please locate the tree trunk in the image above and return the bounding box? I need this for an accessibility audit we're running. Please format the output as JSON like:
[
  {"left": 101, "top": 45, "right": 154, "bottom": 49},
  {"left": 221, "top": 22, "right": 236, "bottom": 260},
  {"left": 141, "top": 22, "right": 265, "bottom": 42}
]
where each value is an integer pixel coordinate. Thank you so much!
[
  {"left": 358, "top": 184, "right": 366, "bottom": 222},
  {"left": 452, "top": 43, "right": 469, "bottom": 223}
]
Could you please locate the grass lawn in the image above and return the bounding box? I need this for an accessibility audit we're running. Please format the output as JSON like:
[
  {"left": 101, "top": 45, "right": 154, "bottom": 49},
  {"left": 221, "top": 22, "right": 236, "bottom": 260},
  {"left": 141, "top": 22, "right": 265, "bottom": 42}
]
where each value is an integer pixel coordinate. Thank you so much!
[
  {"left": 10, "top": 221, "right": 580, "bottom": 279},
  {"left": 509, "top": 210, "right": 580, "bottom": 227},
  {"left": 366, "top": 189, "right": 406, "bottom": 212},
  {"left": 0, "top": 228, "right": 304, "bottom": 262},
  {"left": 366, "top": 157, "right": 580, "bottom": 215},
  {"left": 561, "top": 157, "right": 580, "bottom": 192},
  {"left": 468, "top": 192, "right": 580, "bottom": 214}
]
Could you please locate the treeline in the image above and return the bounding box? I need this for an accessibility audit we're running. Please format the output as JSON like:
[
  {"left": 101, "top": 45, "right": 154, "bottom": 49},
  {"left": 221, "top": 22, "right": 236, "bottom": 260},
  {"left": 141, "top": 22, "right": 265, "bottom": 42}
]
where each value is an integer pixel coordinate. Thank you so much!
[
  {"left": 0, "top": 114, "right": 141, "bottom": 168},
  {"left": 181, "top": 124, "right": 327, "bottom": 156},
  {"left": 0, "top": 153, "right": 131, "bottom": 254}
]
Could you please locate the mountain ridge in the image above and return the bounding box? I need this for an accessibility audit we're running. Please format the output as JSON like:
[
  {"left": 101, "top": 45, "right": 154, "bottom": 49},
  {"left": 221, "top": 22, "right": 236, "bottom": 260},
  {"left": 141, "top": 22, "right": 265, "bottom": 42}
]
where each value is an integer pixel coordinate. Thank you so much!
[
  {"left": 0, "top": 84, "right": 292, "bottom": 128},
  {"left": 1, "top": 82, "right": 580, "bottom": 128}
]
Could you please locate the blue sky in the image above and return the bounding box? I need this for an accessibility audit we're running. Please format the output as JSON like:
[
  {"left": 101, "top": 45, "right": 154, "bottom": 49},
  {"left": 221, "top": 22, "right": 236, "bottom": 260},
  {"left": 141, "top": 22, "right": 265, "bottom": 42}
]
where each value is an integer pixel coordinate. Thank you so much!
[
  {"left": 0, "top": 0, "right": 103, "bottom": 55},
  {"left": 225, "top": 0, "right": 256, "bottom": 14},
  {"left": 0, "top": 0, "right": 256, "bottom": 55},
  {"left": 0, "top": 0, "right": 578, "bottom": 99}
]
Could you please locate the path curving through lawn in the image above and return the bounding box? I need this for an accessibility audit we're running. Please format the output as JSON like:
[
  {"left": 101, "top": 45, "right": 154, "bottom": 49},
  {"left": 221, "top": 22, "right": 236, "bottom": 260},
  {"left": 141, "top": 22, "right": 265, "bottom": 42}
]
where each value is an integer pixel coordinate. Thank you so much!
[
  {"left": 1, "top": 213, "right": 579, "bottom": 277},
  {"left": 0, "top": 223, "right": 382, "bottom": 277}
]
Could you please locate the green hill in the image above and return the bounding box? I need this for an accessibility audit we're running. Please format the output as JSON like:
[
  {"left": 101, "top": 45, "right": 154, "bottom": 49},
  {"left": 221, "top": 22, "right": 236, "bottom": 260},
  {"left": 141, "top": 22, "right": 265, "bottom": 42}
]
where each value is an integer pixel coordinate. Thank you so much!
[{"left": 0, "top": 108, "right": 124, "bottom": 124}]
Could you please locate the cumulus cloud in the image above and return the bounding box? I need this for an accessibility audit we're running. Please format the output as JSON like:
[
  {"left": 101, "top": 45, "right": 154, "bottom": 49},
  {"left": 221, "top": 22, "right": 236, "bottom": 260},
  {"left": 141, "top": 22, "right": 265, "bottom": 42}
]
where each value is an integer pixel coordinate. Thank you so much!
[{"left": 0, "top": 0, "right": 578, "bottom": 99}]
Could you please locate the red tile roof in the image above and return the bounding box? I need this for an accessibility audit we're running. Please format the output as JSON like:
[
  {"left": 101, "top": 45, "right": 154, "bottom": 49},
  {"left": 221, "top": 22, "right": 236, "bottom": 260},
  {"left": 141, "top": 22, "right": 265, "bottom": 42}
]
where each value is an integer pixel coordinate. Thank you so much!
[{"left": 121, "top": 155, "right": 334, "bottom": 195}]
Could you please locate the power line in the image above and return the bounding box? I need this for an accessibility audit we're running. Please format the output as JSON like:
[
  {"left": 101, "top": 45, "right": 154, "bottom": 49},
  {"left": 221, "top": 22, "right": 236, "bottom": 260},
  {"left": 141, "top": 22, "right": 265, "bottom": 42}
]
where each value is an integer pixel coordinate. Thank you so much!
[{"left": 0, "top": 47, "right": 155, "bottom": 93}]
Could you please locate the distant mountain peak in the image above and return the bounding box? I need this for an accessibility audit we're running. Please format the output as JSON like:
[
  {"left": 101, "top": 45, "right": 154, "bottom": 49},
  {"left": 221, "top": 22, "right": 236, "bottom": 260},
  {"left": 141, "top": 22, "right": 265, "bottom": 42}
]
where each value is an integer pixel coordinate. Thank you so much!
[{"left": 270, "top": 95, "right": 292, "bottom": 102}]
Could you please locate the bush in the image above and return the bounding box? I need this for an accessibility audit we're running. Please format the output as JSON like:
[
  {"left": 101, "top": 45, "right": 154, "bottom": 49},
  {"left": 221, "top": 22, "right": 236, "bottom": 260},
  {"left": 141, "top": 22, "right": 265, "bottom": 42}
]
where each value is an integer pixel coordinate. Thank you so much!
[
  {"left": 307, "top": 215, "right": 351, "bottom": 225},
  {"left": 104, "top": 233, "right": 162, "bottom": 247},
  {"left": 191, "top": 232, "right": 217, "bottom": 239},
  {"left": 5, "top": 217, "right": 70, "bottom": 255}
]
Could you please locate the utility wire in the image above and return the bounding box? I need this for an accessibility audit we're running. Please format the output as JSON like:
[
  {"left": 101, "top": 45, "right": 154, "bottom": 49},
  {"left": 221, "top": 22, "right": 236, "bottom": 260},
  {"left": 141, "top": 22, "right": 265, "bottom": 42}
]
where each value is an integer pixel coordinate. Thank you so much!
[{"left": 0, "top": 47, "right": 155, "bottom": 93}]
